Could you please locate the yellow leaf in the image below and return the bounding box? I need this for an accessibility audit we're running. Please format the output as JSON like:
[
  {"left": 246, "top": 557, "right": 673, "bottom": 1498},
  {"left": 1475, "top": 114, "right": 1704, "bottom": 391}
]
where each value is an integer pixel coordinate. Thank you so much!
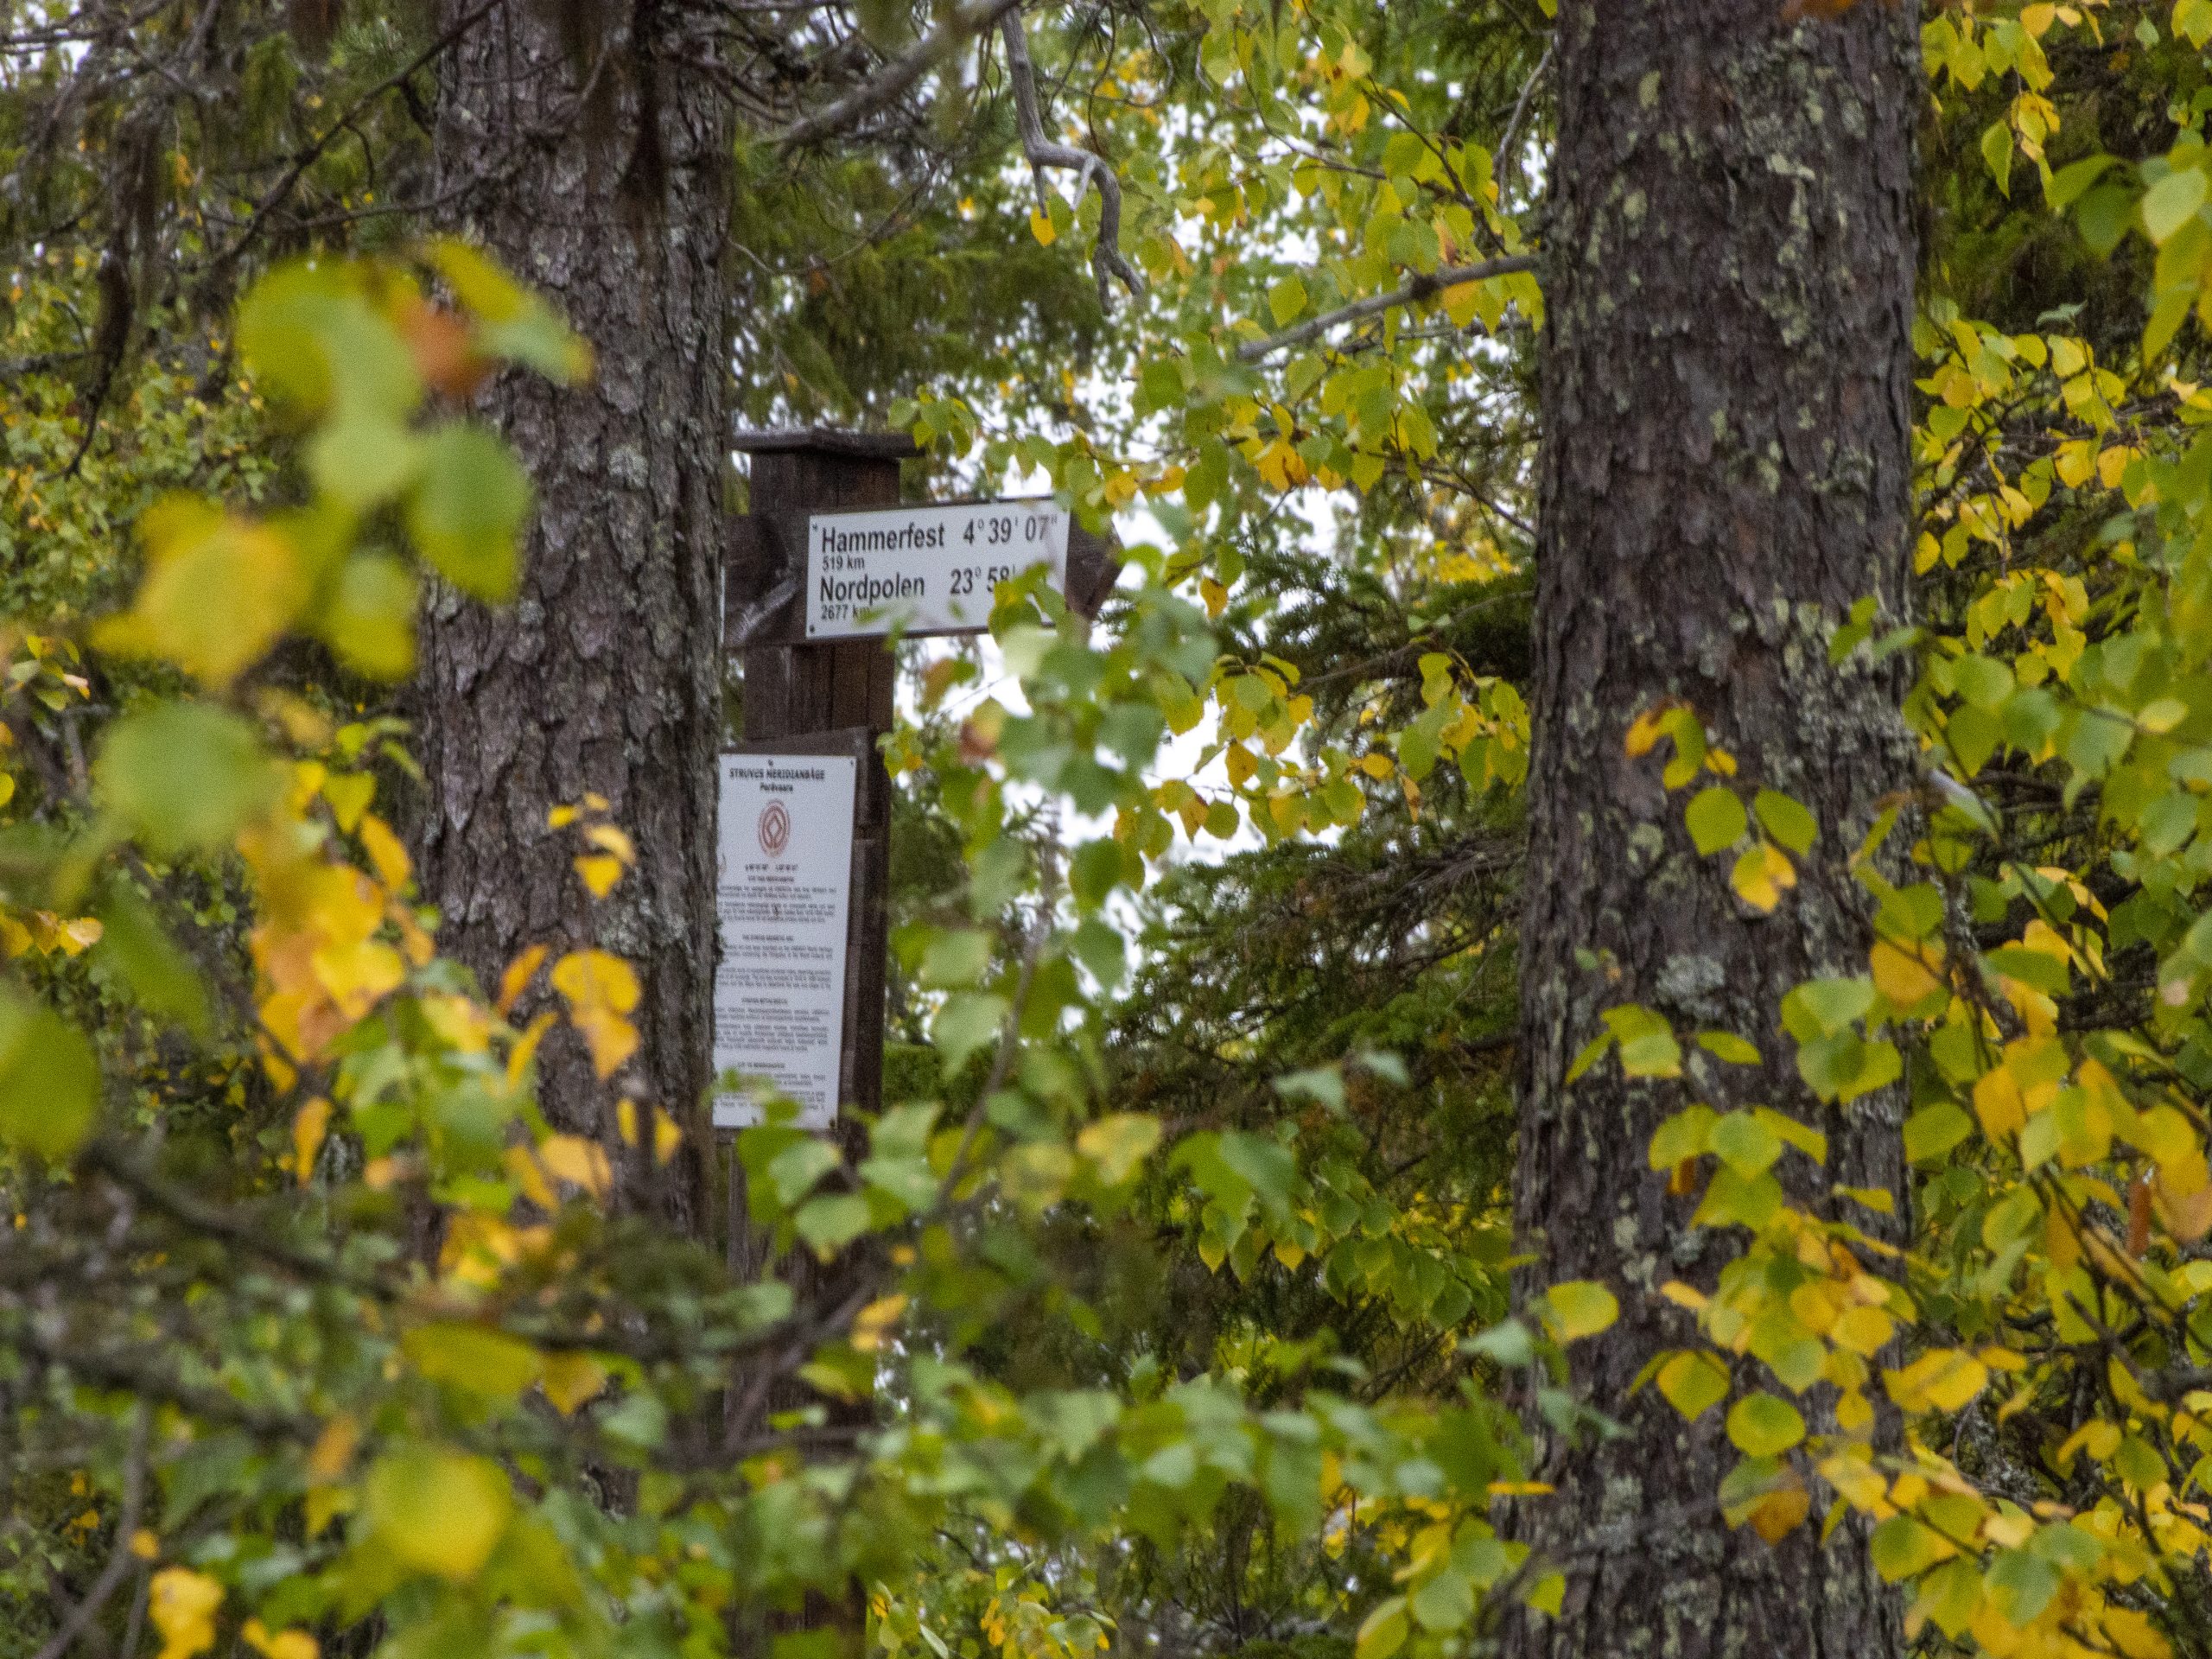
[
  {"left": 584, "top": 822, "right": 635, "bottom": 864},
  {"left": 364, "top": 1446, "right": 512, "bottom": 1582},
  {"left": 550, "top": 948, "right": 639, "bottom": 1077},
  {"left": 97, "top": 503, "right": 308, "bottom": 689},
  {"left": 537, "top": 1133, "right": 611, "bottom": 1198},
  {"left": 149, "top": 1567, "right": 224, "bottom": 1659},
  {"left": 244, "top": 1620, "right": 319, "bottom": 1659},
  {"left": 499, "top": 944, "right": 549, "bottom": 1015},
  {"left": 292, "top": 1096, "right": 331, "bottom": 1185},
  {"left": 52, "top": 916, "right": 102, "bottom": 956},
  {"left": 575, "top": 853, "right": 625, "bottom": 896},
  {"left": 356, "top": 813, "right": 410, "bottom": 891},
  {"left": 1747, "top": 1478, "right": 1811, "bottom": 1544},
  {"left": 1077, "top": 1113, "right": 1163, "bottom": 1184},
  {"left": 308, "top": 1414, "right": 359, "bottom": 1483},
  {"left": 322, "top": 771, "right": 374, "bottom": 833},
  {"left": 504, "top": 1143, "right": 556, "bottom": 1210},
  {"left": 652, "top": 1106, "right": 682, "bottom": 1166},
  {"left": 1869, "top": 939, "right": 1942, "bottom": 1007},
  {"left": 1884, "top": 1349, "right": 1988, "bottom": 1414},
  {"left": 1548, "top": 1280, "right": 1619, "bottom": 1342},
  {"left": 541, "top": 1351, "right": 608, "bottom": 1414},
  {"left": 309, "top": 938, "right": 406, "bottom": 1019},
  {"left": 1731, "top": 842, "right": 1796, "bottom": 912},
  {"left": 852, "top": 1294, "right": 910, "bottom": 1352},
  {"left": 1832, "top": 1305, "right": 1896, "bottom": 1357},
  {"left": 1029, "top": 209, "right": 1058, "bottom": 246}
]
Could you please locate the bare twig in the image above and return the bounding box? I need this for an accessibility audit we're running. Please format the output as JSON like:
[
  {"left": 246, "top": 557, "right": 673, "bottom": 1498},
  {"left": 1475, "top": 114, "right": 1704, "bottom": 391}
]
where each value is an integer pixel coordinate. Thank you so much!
[
  {"left": 30, "top": 1406, "right": 149, "bottom": 1659},
  {"left": 998, "top": 9, "right": 1139, "bottom": 304},
  {"left": 1236, "top": 252, "right": 1539, "bottom": 363},
  {"left": 773, "top": 0, "right": 1028, "bottom": 149},
  {"left": 1496, "top": 39, "right": 1553, "bottom": 197}
]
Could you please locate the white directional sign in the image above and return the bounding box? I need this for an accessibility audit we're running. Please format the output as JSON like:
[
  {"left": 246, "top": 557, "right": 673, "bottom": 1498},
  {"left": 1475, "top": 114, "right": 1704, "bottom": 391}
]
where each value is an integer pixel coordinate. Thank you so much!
[
  {"left": 713, "top": 752, "right": 857, "bottom": 1131},
  {"left": 805, "top": 499, "right": 1069, "bottom": 639}
]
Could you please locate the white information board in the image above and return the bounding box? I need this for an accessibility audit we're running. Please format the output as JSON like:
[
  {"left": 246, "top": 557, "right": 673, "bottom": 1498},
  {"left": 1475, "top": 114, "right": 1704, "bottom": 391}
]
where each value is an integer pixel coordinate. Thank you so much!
[
  {"left": 713, "top": 752, "right": 857, "bottom": 1131},
  {"left": 805, "top": 500, "right": 1069, "bottom": 639}
]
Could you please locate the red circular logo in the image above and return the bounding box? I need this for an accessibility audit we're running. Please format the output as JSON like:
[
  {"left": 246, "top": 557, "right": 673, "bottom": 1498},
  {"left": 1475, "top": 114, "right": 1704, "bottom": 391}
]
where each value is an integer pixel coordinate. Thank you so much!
[{"left": 758, "top": 799, "right": 791, "bottom": 858}]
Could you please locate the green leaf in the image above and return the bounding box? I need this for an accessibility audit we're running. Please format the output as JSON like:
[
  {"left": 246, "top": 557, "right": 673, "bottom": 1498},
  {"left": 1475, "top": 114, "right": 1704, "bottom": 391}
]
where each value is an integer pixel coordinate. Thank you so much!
[
  {"left": 1695, "top": 1030, "right": 1762, "bottom": 1065},
  {"left": 2045, "top": 153, "right": 2118, "bottom": 210},
  {"left": 1709, "top": 1110, "right": 1783, "bottom": 1179},
  {"left": 0, "top": 992, "right": 98, "bottom": 1162},
  {"left": 96, "top": 702, "right": 273, "bottom": 856},
  {"left": 1648, "top": 1104, "right": 1714, "bottom": 1170},
  {"left": 766, "top": 1138, "right": 840, "bottom": 1205},
  {"left": 1355, "top": 1596, "right": 1408, "bottom": 1659},
  {"left": 1267, "top": 276, "right": 1308, "bottom": 327},
  {"left": 1685, "top": 786, "right": 1747, "bottom": 855},
  {"left": 918, "top": 928, "right": 993, "bottom": 988},
  {"left": 1751, "top": 791, "right": 1817, "bottom": 855},
  {"left": 2076, "top": 183, "right": 2136, "bottom": 256},
  {"left": 1602, "top": 1004, "right": 1681, "bottom": 1077},
  {"left": 1655, "top": 1351, "right": 1730, "bottom": 1421},
  {"left": 308, "top": 416, "right": 423, "bottom": 510},
  {"left": 1726, "top": 1392, "right": 1806, "bottom": 1457},
  {"left": 1980, "top": 119, "right": 2013, "bottom": 198},
  {"left": 1904, "top": 1101, "right": 1974, "bottom": 1163},
  {"left": 1780, "top": 977, "right": 1874, "bottom": 1041},
  {"left": 1869, "top": 1515, "right": 1948, "bottom": 1581},
  {"left": 1408, "top": 1567, "right": 1473, "bottom": 1633},
  {"left": 93, "top": 887, "right": 212, "bottom": 1042},
  {"left": 1274, "top": 1065, "right": 1345, "bottom": 1110},
  {"left": 932, "top": 992, "right": 1007, "bottom": 1072},
  {"left": 404, "top": 423, "right": 531, "bottom": 602},
  {"left": 238, "top": 262, "right": 422, "bottom": 418},
  {"left": 794, "top": 1193, "right": 874, "bottom": 1257},
  {"left": 319, "top": 552, "right": 420, "bottom": 680},
  {"left": 402, "top": 1321, "right": 542, "bottom": 1402},
  {"left": 2142, "top": 166, "right": 2209, "bottom": 245}
]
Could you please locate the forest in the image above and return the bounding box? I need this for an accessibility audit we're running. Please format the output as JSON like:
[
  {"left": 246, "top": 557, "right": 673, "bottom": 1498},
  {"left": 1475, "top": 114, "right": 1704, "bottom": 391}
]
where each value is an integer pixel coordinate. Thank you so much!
[{"left": 3, "top": 0, "right": 2212, "bottom": 1655}]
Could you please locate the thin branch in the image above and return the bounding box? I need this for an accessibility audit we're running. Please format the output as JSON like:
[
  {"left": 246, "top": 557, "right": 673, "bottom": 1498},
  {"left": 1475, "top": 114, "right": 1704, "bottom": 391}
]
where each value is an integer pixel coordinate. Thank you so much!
[
  {"left": 772, "top": 0, "right": 1027, "bottom": 149},
  {"left": 998, "top": 9, "right": 1139, "bottom": 304},
  {"left": 1236, "top": 252, "right": 1539, "bottom": 363},
  {"left": 1496, "top": 38, "right": 1553, "bottom": 197}
]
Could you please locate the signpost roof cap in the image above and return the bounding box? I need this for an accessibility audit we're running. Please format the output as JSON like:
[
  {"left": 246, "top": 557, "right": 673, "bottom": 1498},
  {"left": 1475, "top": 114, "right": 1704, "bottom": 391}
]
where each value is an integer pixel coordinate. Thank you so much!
[{"left": 732, "top": 427, "right": 920, "bottom": 460}]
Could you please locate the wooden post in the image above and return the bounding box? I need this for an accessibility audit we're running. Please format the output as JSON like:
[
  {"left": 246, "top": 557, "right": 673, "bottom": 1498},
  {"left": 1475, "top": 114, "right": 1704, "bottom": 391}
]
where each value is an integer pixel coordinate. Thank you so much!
[{"left": 727, "top": 429, "right": 917, "bottom": 1137}]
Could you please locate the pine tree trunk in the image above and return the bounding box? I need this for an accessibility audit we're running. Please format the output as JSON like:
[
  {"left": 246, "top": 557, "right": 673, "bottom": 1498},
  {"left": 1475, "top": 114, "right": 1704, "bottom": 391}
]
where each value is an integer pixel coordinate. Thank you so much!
[
  {"left": 1505, "top": 1, "right": 1918, "bottom": 1653},
  {"left": 417, "top": 1, "right": 728, "bottom": 1229}
]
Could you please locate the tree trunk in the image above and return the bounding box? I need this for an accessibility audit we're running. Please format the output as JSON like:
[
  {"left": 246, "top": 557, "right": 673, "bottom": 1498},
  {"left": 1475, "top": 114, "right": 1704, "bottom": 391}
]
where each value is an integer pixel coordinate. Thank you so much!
[
  {"left": 1506, "top": 1, "right": 1918, "bottom": 1654},
  {"left": 418, "top": 0, "right": 728, "bottom": 1230}
]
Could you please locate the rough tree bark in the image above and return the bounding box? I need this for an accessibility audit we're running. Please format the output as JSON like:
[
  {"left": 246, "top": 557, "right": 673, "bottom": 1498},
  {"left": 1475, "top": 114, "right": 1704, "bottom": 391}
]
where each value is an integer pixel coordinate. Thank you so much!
[
  {"left": 1505, "top": 1, "right": 1919, "bottom": 1654},
  {"left": 417, "top": 0, "right": 728, "bottom": 1229}
]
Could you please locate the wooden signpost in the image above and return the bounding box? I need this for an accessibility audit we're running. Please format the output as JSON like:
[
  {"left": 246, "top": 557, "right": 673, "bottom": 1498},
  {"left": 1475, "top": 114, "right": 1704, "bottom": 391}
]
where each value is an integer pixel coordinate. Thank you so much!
[{"left": 720, "top": 428, "right": 1118, "bottom": 1147}]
